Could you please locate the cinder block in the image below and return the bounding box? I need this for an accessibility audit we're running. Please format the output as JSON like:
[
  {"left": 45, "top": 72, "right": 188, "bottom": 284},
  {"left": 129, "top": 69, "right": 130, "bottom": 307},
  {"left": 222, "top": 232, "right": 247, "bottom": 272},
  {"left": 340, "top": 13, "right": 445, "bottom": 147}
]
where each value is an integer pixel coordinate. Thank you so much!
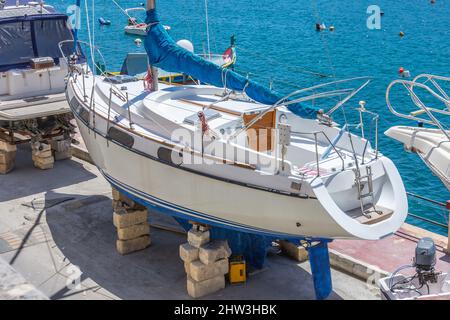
[
  {"left": 187, "top": 229, "right": 210, "bottom": 248},
  {"left": 278, "top": 240, "right": 309, "bottom": 262},
  {"left": 199, "top": 240, "right": 232, "bottom": 265},
  {"left": 0, "top": 141, "right": 17, "bottom": 152},
  {"left": 187, "top": 258, "right": 229, "bottom": 282},
  {"left": 179, "top": 243, "right": 199, "bottom": 263},
  {"left": 117, "top": 222, "right": 150, "bottom": 241},
  {"left": 187, "top": 275, "right": 225, "bottom": 299},
  {"left": 116, "top": 235, "right": 151, "bottom": 255},
  {"left": 113, "top": 208, "right": 148, "bottom": 229},
  {"left": 184, "top": 262, "right": 191, "bottom": 274},
  {"left": 0, "top": 151, "right": 15, "bottom": 165}
]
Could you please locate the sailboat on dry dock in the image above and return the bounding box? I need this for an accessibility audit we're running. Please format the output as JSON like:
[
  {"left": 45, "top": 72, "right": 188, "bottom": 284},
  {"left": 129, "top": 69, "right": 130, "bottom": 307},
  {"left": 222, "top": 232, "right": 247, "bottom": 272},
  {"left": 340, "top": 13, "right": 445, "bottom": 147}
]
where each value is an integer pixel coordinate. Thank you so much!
[{"left": 64, "top": 0, "right": 408, "bottom": 241}]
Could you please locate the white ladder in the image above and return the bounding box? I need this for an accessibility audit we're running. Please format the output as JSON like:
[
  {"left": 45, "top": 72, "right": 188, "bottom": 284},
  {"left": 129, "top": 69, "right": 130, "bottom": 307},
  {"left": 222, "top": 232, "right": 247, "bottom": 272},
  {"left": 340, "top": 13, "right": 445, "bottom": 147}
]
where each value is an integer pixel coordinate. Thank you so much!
[{"left": 354, "top": 166, "right": 380, "bottom": 218}]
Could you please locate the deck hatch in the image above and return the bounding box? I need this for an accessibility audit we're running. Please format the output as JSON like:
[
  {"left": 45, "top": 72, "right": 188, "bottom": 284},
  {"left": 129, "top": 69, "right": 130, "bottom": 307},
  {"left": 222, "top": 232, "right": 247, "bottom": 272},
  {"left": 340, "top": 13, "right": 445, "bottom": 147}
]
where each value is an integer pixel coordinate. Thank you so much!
[{"left": 183, "top": 109, "right": 221, "bottom": 125}]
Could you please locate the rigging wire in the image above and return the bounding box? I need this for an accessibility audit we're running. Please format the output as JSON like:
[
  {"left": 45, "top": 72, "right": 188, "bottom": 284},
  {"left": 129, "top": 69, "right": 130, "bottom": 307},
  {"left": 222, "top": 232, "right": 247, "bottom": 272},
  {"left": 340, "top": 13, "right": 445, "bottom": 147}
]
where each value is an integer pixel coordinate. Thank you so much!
[
  {"left": 204, "top": 0, "right": 211, "bottom": 58},
  {"left": 236, "top": 45, "right": 332, "bottom": 78}
]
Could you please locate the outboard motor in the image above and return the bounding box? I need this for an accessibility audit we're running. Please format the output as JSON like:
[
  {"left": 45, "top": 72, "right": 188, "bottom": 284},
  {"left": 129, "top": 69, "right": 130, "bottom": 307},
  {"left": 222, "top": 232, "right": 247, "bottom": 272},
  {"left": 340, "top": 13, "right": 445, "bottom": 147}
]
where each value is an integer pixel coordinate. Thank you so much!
[{"left": 414, "top": 237, "right": 438, "bottom": 285}]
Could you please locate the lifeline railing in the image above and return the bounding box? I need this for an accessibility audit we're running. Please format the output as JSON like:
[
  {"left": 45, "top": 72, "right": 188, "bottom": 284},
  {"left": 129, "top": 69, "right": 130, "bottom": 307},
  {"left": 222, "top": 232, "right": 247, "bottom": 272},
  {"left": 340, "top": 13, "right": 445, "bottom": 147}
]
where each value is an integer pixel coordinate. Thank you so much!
[
  {"left": 290, "top": 130, "right": 346, "bottom": 177},
  {"left": 386, "top": 74, "right": 450, "bottom": 141},
  {"left": 407, "top": 192, "right": 450, "bottom": 253},
  {"left": 227, "top": 76, "right": 373, "bottom": 142},
  {"left": 59, "top": 40, "right": 137, "bottom": 132},
  {"left": 228, "top": 77, "right": 379, "bottom": 177}
]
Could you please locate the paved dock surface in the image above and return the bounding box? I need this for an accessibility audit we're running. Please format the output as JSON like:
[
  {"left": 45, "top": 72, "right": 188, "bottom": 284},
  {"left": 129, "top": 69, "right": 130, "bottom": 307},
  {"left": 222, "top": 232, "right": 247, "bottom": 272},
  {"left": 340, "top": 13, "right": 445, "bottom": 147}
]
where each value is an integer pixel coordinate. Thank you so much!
[
  {"left": 0, "top": 145, "right": 378, "bottom": 300},
  {"left": 330, "top": 224, "right": 450, "bottom": 276}
]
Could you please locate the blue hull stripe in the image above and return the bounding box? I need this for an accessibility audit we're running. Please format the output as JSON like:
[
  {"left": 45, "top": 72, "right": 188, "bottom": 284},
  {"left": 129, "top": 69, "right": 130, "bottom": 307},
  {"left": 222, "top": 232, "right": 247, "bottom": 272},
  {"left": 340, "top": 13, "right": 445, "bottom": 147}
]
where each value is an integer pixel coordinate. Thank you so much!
[{"left": 102, "top": 170, "right": 311, "bottom": 240}]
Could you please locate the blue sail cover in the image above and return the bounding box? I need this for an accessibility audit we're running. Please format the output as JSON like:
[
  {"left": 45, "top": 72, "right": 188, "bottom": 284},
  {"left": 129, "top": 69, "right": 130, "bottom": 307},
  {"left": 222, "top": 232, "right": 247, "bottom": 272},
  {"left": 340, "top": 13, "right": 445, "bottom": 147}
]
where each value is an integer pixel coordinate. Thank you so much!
[{"left": 144, "top": 9, "right": 318, "bottom": 119}]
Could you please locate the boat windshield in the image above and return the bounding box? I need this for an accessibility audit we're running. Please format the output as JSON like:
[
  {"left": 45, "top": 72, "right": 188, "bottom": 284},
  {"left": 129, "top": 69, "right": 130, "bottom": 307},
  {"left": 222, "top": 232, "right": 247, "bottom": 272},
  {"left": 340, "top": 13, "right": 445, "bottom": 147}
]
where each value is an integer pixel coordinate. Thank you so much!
[{"left": 0, "top": 15, "right": 74, "bottom": 71}]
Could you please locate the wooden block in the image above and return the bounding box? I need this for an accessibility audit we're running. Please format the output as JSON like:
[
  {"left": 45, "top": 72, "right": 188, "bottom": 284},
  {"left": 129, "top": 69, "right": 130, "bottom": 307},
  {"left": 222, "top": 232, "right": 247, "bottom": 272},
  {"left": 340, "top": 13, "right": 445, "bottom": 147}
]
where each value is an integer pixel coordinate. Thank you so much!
[
  {"left": 113, "top": 208, "right": 148, "bottom": 229},
  {"left": 116, "top": 235, "right": 151, "bottom": 255},
  {"left": 278, "top": 240, "right": 309, "bottom": 262},
  {"left": 117, "top": 222, "right": 150, "bottom": 241},
  {"left": 186, "top": 259, "right": 229, "bottom": 282},
  {"left": 179, "top": 243, "right": 199, "bottom": 263},
  {"left": 0, "top": 151, "right": 15, "bottom": 165},
  {"left": 187, "top": 229, "right": 210, "bottom": 248},
  {"left": 199, "top": 240, "right": 232, "bottom": 265},
  {"left": 0, "top": 141, "right": 17, "bottom": 153},
  {"left": 187, "top": 275, "right": 225, "bottom": 299}
]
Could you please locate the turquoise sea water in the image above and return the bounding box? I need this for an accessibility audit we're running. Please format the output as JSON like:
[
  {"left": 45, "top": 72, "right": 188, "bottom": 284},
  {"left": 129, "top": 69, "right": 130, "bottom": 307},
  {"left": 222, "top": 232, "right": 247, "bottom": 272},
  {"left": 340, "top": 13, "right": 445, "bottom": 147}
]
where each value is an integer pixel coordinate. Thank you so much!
[{"left": 51, "top": 0, "right": 450, "bottom": 235}]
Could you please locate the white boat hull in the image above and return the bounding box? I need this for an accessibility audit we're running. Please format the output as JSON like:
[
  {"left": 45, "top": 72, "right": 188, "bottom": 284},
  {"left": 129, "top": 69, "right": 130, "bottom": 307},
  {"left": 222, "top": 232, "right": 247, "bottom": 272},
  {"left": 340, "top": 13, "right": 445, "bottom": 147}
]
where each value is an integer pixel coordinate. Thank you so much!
[
  {"left": 77, "top": 118, "right": 348, "bottom": 238},
  {"left": 124, "top": 26, "right": 147, "bottom": 36},
  {"left": 67, "top": 74, "right": 408, "bottom": 240},
  {"left": 386, "top": 126, "right": 450, "bottom": 190}
]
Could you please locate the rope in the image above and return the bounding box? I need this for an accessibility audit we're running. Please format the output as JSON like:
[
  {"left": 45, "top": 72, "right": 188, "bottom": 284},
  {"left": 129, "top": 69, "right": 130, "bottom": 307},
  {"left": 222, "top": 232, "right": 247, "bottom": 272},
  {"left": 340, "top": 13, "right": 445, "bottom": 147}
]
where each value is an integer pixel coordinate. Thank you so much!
[{"left": 111, "top": 0, "right": 145, "bottom": 24}]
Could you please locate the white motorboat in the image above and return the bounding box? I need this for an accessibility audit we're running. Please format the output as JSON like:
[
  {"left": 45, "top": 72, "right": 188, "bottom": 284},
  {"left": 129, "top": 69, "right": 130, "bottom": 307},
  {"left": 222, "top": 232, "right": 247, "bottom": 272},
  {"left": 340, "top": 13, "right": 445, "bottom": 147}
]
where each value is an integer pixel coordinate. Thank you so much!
[
  {"left": 385, "top": 74, "right": 450, "bottom": 191},
  {"left": 0, "top": 1, "right": 76, "bottom": 144},
  {"left": 124, "top": 7, "right": 170, "bottom": 37},
  {"left": 64, "top": 1, "right": 408, "bottom": 241}
]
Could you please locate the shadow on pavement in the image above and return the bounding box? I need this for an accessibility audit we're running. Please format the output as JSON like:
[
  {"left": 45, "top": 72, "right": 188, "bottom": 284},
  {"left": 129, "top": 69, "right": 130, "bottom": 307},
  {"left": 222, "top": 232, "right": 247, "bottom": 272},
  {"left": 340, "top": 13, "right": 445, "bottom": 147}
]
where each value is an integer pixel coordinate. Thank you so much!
[{"left": 44, "top": 191, "right": 343, "bottom": 300}]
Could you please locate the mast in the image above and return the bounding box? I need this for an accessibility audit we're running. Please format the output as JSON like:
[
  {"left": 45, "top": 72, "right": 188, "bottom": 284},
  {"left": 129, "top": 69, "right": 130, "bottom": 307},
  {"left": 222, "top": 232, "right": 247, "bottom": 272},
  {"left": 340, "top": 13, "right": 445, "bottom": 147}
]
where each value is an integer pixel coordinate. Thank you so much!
[{"left": 146, "top": 0, "right": 158, "bottom": 91}]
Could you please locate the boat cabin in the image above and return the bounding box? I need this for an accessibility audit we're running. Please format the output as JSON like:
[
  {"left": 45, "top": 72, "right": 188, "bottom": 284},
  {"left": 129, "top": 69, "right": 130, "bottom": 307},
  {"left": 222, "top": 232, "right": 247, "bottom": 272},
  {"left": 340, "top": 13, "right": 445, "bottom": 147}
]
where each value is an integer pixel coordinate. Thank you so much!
[{"left": 0, "top": 2, "right": 75, "bottom": 101}]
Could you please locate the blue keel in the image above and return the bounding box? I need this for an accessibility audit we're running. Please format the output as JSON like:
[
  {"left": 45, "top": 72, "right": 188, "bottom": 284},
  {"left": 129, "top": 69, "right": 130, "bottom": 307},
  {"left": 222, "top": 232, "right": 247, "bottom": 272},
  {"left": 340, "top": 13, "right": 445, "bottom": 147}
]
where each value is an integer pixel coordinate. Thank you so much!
[{"left": 307, "top": 240, "right": 333, "bottom": 300}]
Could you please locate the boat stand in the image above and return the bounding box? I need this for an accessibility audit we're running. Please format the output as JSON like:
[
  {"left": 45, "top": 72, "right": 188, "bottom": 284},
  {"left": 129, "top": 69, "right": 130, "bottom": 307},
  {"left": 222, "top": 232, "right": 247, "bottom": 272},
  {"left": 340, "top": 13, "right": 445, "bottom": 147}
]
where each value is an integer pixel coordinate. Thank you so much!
[
  {"left": 111, "top": 188, "right": 151, "bottom": 255},
  {"left": 110, "top": 186, "right": 334, "bottom": 299}
]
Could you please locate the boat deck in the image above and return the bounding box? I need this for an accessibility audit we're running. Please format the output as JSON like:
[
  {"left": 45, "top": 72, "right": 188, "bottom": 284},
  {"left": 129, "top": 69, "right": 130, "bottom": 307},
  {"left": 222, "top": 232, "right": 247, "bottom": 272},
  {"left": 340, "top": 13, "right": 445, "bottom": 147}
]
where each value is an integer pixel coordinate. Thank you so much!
[{"left": 0, "top": 93, "right": 70, "bottom": 121}]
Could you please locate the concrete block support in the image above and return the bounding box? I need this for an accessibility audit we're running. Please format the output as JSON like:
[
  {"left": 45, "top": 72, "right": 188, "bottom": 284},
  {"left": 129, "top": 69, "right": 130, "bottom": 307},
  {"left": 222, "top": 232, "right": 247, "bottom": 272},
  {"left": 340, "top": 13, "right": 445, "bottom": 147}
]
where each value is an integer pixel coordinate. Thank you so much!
[
  {"left": 116, "top": 236, "right": 151, "bottom": 255},
  {"left": 278, "top": 240, "right": 309, "bottom": 262},
  {"left": 187, "top": 229, "right": 210, "bottom": 248},
  {"left": 50, "top": 137, "right": 72, "bottom": 160},
  {"left": 112, "top": 188, "right": 150, "bottom": 255},
  {"left": 199, "top": 240, "right": 232, "bottom": 265},
  {"left": 187, "top": 259, "right": 229, "bottom": 282},
  {"left": 117, "top": 223, "right": 150, "bottom": 241},
  {"left": 31, "top": 142, "right": 54, "bottom": 170},
  {"left": 187, "top": 275, "right": 225, "bottom": 299},
  {"left": 181, "top": 224, "right": 230, "bottom": 298},
  {"left": 0, "top": 142, "right": 16, "bottom": 174}
]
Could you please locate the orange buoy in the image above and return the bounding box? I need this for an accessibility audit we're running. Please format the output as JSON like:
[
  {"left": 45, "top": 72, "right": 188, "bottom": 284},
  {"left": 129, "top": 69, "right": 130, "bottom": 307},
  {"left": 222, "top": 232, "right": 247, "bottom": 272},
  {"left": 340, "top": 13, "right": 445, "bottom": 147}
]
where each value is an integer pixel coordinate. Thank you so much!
[{"left": 399, "top": 67, "right": 405, "bottom": 74}]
